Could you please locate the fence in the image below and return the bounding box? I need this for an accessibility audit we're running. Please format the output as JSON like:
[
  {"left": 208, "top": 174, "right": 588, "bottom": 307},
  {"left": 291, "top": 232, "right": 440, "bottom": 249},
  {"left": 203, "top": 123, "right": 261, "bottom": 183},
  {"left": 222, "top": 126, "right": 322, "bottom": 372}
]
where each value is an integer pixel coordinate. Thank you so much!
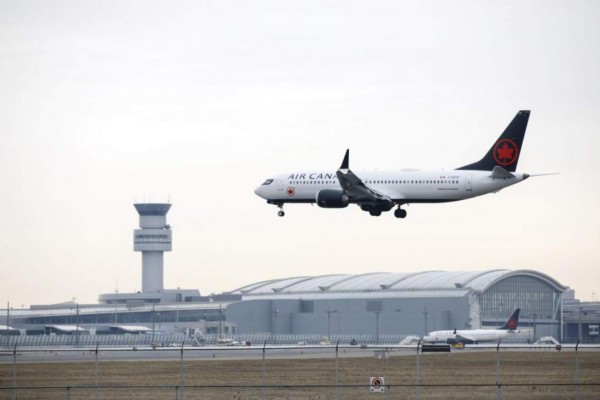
[
  {"left": 0, "top": 333, "right": 409, "bottom": 347},
  {"left": 1, "top": 342, "right": 599, "bottom": 399}
]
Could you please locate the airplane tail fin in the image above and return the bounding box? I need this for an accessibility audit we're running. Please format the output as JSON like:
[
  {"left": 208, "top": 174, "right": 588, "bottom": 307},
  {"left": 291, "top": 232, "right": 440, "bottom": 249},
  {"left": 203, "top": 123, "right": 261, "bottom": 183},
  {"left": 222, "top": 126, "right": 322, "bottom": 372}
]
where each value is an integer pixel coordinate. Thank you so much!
[
  {"left": 499, "top": 308, "right": 520, "bottom": 330},
  {"left": 457, "top": 110, "right": 530, "bottom": 172}
]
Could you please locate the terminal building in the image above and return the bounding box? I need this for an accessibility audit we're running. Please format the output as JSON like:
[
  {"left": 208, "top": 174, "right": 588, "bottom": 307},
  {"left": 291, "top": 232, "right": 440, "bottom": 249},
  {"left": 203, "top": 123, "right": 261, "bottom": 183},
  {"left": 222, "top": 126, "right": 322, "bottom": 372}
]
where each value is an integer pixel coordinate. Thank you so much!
[
  {"left": 2, "top": 203, "right": 599, "bottom": 343},
  {"left": 226, "top": 270, "right": 569, "bottom": 339}
]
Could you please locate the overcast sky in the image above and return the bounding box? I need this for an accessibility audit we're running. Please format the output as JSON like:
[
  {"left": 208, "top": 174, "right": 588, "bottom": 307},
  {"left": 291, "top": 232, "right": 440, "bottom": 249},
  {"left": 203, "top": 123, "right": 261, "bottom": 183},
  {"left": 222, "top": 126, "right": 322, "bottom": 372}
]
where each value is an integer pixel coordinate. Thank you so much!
[{"left": 1, "top": 0, "right": 599, "bottom": 307}]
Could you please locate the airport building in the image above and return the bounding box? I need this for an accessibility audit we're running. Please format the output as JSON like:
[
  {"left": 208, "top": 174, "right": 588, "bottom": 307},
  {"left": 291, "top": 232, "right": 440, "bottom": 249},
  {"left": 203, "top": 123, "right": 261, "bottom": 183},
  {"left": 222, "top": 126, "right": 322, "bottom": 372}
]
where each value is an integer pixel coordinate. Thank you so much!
[
  {"left": 2, "top": 203, "right": 599, "bottom": 343},
  {"left": 226, "top": 270, "right": 571, "bottom": 340}
]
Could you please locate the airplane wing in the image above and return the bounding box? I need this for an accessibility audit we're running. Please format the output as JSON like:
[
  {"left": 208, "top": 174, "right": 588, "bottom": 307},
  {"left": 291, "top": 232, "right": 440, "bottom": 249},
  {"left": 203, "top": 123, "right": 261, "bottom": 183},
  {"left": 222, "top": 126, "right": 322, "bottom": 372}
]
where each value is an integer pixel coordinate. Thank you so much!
[
  {"left": 455, "top": 333, "right": 478, "bottom": 343},
  {"left": 336, "top": 150, "right": 395, "bottom": 209}
]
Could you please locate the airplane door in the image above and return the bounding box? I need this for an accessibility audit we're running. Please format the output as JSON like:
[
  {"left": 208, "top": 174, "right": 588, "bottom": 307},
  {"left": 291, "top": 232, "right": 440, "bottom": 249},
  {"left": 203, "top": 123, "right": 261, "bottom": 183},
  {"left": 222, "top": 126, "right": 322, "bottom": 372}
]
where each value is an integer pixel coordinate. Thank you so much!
[
  {"left": 276, "top": 178, "right": 284, "bottom": 191},
  {"left": 465, "top": 174, "right": 473, "bottom": 191}
]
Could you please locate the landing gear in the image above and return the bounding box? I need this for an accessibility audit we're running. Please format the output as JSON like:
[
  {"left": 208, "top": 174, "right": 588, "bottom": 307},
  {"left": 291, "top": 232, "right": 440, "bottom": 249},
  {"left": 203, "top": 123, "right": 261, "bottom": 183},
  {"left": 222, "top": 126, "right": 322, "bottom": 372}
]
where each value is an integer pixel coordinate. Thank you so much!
[
  {"left": 369, "top": 210, "right": 382, "bottom": 217},
  {"left": 277, "top": 204, "right": 285, "bottom": 217},
  {"left": 394, "top": 208, "right": 407, "bottom": 219}
]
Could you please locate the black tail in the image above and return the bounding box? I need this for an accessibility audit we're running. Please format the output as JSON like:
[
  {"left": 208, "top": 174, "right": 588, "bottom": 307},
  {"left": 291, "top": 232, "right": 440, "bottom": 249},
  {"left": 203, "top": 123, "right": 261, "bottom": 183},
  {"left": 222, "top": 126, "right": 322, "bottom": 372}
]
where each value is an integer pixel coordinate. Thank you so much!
[
  {"left": 499, "top": 309, "right": 520, "bottom": 330},
  {"left": 457, "top": 110, "right": 530, "bottom": 172}
]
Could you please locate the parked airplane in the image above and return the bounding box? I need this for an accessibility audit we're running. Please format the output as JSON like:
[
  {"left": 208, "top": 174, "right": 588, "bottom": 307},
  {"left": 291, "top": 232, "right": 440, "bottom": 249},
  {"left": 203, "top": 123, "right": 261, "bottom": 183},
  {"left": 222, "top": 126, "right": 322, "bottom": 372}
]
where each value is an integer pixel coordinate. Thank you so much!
[
  {"left": 255, "top": 110, "right": 555, "bottom": 218},
  {"left": 422, "top": 309, "right": 521, "bottom": 344}
]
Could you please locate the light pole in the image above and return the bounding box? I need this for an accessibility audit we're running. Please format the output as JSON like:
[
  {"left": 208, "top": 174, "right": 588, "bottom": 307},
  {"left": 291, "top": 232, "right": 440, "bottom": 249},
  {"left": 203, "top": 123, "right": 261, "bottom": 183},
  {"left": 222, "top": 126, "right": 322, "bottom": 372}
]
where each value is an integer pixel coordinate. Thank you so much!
[
  {"left": 326, "top": 309, "right": 338, "bottom": 339},
  {"left": 423, "top": 307, "right": 429, "bottom": 335},
  {"left": 151, "top": 304, "right": 156, "bottom": 344},
  {"left": 5, "top": 302, "right": 9, "bottom": 347},
  {"left": 532, "top": 313, "right": 537, "bottom": 341},
  {"left": 272, "top": 307, "right": 279, "bottom": 343},
  {"left": 374, "top": 311, "right": 381, "bottom": 344},
  {"left": 219, "top": 305, "right": 223, "bottom": 339},
  {"left": 76, "top": 302, "right": 80, "bottom": 346}
]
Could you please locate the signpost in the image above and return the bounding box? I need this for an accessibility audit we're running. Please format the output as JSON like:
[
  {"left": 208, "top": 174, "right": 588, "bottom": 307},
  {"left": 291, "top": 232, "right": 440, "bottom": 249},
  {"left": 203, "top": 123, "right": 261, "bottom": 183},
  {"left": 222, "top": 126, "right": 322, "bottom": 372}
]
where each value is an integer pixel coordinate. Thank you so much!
[{"left": 369, "top": 376, "right": 385, "bottom": 393}]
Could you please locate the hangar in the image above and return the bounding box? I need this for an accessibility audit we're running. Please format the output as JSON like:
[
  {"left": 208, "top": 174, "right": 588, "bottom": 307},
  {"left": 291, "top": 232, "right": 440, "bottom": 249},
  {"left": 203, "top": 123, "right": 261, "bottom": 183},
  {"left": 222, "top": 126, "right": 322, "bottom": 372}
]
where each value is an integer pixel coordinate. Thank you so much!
[{"left": 226, "top": 269, "right": 568, "bottom": 339}]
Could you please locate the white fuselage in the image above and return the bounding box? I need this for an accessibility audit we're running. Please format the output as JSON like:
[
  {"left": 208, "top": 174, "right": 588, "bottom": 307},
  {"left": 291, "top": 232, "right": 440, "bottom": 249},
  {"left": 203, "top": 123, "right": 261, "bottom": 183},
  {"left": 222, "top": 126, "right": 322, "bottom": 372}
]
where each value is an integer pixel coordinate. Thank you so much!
[
  {"left": 255, "top": 169, "right": 527, "bottom": 204},
  {"left": 423, "top": 328, "right": 518, "bottom": 343}
]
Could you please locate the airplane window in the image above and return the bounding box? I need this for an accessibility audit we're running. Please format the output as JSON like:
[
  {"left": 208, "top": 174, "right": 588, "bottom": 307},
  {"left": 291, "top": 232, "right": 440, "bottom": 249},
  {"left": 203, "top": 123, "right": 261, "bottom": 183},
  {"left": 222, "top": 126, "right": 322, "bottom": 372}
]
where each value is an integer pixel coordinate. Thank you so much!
[{"left": 262, "top": 179, "right": 274, "bottom": 185}]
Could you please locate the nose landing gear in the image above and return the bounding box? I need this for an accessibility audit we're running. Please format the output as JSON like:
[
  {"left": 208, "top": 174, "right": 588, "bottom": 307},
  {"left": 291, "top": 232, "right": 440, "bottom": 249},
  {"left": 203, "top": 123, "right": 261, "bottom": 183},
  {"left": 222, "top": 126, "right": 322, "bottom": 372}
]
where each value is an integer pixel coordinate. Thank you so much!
[
  {"left": 394, "top": 208, "right": 407, "bottom": 219},
  {"left": 277, "top": 204, "right": 285, "bottom": 217}
]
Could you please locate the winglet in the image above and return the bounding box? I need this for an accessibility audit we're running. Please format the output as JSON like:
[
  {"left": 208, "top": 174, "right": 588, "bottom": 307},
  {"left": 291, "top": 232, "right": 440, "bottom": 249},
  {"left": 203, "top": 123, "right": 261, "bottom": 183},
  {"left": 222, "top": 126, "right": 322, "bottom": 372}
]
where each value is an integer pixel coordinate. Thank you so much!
[{"left": 340, "top": 149, "right": 349, "bottom": 170}]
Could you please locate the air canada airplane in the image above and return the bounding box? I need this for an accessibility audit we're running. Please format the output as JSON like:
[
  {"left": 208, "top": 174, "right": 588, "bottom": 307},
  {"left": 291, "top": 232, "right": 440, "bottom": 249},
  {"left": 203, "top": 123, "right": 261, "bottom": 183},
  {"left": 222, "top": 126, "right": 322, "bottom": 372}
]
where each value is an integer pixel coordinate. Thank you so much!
[
  {"left": 255, "top": 110, "right": 553, "bottom": 218},
  {"left": 422, "top": 309, "right": 521, "bottom": 344}
]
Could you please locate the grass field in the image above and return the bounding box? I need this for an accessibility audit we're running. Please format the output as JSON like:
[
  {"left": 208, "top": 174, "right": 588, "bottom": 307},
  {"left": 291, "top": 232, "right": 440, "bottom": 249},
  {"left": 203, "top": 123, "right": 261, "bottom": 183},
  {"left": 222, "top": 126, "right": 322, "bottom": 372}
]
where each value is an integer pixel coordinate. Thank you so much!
[{"left": 1, "top": 350, "right": 599, "bottom": 399}]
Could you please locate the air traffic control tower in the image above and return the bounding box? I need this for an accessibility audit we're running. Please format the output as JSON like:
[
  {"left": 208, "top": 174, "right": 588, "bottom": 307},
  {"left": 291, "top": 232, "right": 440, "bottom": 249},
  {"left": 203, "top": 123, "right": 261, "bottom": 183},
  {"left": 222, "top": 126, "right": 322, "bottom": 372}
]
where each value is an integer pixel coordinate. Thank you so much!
[
  {"left": 99, "top": 202, "right": 201, "bottom": 304},
  {"left": 134, "top": 203, "right": 172, "bottom": 293}
]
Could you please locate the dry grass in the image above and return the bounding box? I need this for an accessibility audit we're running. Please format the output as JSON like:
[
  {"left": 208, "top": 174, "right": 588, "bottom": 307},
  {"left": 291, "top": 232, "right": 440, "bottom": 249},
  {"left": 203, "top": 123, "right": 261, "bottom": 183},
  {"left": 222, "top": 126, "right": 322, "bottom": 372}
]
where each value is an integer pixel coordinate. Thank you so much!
[{"left": 1, "top": 350, "right": 599, "bottom": 399}]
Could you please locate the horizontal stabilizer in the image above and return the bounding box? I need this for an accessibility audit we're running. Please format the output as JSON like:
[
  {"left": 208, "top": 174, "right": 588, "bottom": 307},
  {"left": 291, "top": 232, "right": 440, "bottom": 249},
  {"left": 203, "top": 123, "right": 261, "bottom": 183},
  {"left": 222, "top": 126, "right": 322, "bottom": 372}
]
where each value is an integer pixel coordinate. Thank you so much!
[
  {"left": 490, "top": 166, "right": 514, "bottom": 180},
  {"left": 527, "top": 172, "right": 560, "bottom": 177}
]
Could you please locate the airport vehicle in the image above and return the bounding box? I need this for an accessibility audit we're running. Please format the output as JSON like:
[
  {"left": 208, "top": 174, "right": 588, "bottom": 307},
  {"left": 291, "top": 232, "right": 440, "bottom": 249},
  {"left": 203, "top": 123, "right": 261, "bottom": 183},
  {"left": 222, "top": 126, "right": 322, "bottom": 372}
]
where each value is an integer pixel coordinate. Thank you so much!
[
  {"left": 422, "top": 309, "right": 521, "bottom": 344},
  {"left": 255, "top": 110, "right": 552, "bottom": 218}
]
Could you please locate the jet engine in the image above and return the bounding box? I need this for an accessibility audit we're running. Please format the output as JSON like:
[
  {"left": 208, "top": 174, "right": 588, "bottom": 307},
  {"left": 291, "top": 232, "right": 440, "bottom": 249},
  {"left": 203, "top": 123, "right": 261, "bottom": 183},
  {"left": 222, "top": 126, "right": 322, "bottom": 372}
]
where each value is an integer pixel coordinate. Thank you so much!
[{"left": 316, "top": 189, "right": 349, "bottom": 208}]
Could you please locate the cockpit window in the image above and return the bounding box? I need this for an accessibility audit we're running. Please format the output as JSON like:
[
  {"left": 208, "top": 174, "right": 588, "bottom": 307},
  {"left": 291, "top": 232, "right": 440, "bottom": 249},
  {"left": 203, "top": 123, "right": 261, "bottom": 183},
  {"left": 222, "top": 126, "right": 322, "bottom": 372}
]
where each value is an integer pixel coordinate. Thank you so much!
[{"left": 262, "top": 179, "right": 274, "bottom": 185}]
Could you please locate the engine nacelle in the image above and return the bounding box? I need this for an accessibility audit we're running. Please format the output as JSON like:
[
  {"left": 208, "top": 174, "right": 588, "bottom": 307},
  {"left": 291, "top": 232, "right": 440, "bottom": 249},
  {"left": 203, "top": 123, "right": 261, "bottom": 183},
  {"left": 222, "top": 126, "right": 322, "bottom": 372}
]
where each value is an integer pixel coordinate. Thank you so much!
[{"left": 316, "top": 189, "right": 349, "bottom": 208}]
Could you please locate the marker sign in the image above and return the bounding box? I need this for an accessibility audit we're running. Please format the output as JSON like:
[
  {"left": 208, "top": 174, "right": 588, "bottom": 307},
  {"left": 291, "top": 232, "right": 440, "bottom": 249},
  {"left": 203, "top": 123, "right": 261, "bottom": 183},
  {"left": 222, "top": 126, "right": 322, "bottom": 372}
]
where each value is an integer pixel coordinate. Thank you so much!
[{"left": 369, "top": 376, "right": 385, "bottom": 393}]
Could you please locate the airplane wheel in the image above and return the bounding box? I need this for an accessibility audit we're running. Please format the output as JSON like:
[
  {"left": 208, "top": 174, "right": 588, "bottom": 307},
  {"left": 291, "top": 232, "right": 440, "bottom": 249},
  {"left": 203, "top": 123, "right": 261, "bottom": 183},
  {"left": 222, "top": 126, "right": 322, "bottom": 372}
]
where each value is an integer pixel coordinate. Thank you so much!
[
  {"left": 278, "top": 210, "right": 285, "bottom": 217},
  {"left": 395, "top": 209, "right": 407, "bottom": 219},
  {"left": 369, "top": 210, "right": 381, "bottom": 217}
]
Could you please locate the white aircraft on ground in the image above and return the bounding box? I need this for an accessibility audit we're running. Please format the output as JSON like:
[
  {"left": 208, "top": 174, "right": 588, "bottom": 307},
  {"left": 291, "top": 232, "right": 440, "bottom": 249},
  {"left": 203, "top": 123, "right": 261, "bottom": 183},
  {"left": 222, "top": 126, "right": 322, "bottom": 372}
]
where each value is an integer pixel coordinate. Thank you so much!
[
  {"left": 255, "top": 110, "right": 554, "bottom": 218},
  {"left": 422, "top": 309, "right": 521, "bottom": 344}
]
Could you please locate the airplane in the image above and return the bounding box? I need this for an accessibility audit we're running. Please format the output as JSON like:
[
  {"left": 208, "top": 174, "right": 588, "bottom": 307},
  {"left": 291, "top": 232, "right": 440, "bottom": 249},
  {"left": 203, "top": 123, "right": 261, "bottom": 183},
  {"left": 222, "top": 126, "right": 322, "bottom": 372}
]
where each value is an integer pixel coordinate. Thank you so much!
[
  {"left": 422, "top": 308, "right": 521, "bottom": 344},
  {"left": 255, "top": 110, "right": 554, "bottom": 218}
]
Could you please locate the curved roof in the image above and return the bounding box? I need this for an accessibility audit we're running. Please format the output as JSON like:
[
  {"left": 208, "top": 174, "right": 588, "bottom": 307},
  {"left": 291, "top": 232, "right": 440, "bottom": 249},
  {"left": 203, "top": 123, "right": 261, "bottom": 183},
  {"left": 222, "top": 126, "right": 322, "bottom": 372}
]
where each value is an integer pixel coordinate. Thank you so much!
[{"left": 231, "top": 270, "right": 567, "bottom": 298}]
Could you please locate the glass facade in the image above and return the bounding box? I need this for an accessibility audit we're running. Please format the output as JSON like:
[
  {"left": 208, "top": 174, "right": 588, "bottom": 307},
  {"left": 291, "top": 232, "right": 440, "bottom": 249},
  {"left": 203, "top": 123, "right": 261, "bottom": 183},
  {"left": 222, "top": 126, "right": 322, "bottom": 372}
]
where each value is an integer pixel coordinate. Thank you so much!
[{"left": 480, "top": 275, "right": 560, "bottom": 320}]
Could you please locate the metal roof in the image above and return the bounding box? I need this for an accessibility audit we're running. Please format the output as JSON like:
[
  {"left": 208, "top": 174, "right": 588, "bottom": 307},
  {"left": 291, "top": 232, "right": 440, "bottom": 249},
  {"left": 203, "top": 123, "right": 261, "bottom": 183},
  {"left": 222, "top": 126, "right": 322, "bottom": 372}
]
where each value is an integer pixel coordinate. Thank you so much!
[{"left": 230, "top": 270, "right": 568, "bottom": 298}]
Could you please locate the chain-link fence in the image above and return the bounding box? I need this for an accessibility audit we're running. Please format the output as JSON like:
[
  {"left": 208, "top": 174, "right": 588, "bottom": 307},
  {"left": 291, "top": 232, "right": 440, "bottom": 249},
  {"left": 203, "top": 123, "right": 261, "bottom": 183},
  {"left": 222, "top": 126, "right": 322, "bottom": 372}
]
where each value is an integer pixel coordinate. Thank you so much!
[{"left": 1, "top": 342, "right": 599, "bottom": 399}]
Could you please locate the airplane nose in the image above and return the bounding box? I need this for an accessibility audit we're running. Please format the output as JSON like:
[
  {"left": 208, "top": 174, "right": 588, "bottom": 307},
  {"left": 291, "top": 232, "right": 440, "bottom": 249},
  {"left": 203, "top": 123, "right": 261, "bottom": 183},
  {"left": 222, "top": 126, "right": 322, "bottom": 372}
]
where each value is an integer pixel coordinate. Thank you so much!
[{"left": 254, "top": 186, "right": 264, "bottom": 198}]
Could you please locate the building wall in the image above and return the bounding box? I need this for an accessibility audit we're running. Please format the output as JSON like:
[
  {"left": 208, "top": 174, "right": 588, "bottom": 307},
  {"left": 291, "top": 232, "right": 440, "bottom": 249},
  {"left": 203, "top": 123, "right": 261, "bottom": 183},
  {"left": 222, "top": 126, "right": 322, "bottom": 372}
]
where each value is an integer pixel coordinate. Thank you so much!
[{"left": 227, "top": 296, "right": 470, "bottom": 336}]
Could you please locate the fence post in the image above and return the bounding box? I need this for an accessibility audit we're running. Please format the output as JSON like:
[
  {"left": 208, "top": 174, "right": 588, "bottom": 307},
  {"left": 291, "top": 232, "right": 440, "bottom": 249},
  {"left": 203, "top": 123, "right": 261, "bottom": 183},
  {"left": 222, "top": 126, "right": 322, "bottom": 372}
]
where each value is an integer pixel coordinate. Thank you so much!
[
  {"left": 416, "top": 339, "right": 421, "bottom": 400},
  {"left": 575, "top": 339, "right": 580, "bottom": 400},
  {"left": 94, "top": 343, "right": 99, "bottom": 400},
  {"left": 496, "top": 340, "right": 501, "bottom": 400},
  {"left": 179, "top": 342, "right": 184, "bottom": 400},
  {"left": 262, "top": 340, "right": 267, "bottom": 400},
  {"left": 66, "top": 385, "right": 70, "bottom": 400},
  {"left": 335, "top": 340, "right": 340, "bottom": 400},
  {"left": 12, "top": 344, "right": 17, "bottom": 400}
]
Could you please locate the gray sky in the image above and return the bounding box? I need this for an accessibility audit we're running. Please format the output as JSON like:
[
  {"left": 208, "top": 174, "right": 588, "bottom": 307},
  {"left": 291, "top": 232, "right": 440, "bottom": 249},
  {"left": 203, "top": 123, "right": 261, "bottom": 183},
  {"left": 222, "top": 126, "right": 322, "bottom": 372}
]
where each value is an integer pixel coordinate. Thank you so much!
[{"left": 1, "top": 0, "right": 599, "bottom": 307}]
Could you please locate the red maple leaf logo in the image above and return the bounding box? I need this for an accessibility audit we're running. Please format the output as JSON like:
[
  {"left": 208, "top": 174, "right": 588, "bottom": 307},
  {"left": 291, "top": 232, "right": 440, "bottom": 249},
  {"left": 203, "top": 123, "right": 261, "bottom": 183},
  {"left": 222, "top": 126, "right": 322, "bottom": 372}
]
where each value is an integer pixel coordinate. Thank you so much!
[
  {"left": 506, "top": 319, "right": 517, "bottom": 330},
  {"left": 287, "top": 187, "right": 295, "bottom": 196},
  {"left": 496, "top": 143, "right": 514, "bottom": 161},
  {"left": 492, "top": 139, "right": 519, "bottom": 166}
]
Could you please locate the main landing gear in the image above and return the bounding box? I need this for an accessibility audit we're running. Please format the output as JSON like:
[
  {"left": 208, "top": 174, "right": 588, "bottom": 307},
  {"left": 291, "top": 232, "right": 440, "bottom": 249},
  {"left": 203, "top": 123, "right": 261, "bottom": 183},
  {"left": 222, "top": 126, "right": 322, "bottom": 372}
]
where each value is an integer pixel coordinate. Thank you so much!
[
  {"left": 277, "top": 204, "right": 285, "bottom": 217},
  {"left": 394, "top": 208, "right": 407, "bottom": 219}
]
